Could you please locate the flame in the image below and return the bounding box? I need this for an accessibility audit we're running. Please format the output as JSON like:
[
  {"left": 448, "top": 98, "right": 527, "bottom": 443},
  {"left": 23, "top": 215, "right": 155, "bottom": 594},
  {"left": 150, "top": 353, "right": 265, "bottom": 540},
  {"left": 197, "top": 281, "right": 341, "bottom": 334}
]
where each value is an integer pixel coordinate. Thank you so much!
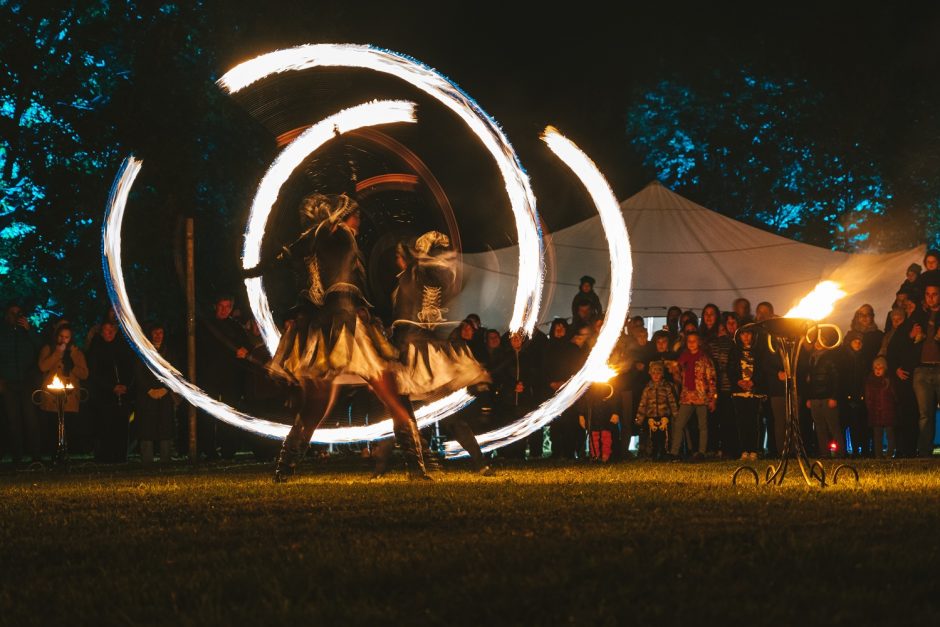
[
  {"left": 47, "top": 375, "right": 74, "bottom": 391},
  {"left": 586, "top": 362, "right": 619, "bottom": 384},
  {"left": 784, "top": 281, "right": 846, "bottom": 321}
]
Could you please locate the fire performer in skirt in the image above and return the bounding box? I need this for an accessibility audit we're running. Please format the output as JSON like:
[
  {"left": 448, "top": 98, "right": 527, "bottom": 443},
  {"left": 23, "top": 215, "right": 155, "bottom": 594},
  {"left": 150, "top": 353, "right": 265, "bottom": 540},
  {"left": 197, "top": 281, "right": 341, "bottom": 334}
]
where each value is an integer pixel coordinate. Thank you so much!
[
  {"left": 247, "top": 193, "right": 436, "bottom": 481},
  {"left": 371, "top": 232, "right": 490, "bottom": 476}
]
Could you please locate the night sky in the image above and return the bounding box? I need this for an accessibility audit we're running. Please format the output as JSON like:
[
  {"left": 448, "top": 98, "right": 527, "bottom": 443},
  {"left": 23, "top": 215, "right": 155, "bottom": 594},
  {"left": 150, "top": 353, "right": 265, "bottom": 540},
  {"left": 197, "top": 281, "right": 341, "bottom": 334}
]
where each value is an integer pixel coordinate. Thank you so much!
[{"left": 206, "top": 1, "right": 940, "bottom": 238}]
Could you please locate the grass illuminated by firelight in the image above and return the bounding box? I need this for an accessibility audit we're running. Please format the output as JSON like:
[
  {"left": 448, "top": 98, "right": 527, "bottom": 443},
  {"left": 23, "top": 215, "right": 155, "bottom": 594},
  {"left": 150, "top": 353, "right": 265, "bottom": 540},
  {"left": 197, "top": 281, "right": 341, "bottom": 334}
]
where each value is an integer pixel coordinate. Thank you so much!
[{"left": 1, "top": 458, "right": 938, "bottom": 626}]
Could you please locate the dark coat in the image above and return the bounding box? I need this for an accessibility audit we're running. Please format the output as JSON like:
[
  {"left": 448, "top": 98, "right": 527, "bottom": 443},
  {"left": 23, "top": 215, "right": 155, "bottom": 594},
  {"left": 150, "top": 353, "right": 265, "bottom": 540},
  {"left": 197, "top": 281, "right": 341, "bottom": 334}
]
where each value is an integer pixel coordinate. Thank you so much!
[
  {"left": 135, "top": 344, "right": 176, "bottom": 441},
  {"left": 86, "top": 336, "right": 136, "bottom": 407},
  {"left": 803, "top": 349, "right": 840, "bottom": 401},
  {"left": 864, "top": 374, "right": 896, "bottom": 427}
]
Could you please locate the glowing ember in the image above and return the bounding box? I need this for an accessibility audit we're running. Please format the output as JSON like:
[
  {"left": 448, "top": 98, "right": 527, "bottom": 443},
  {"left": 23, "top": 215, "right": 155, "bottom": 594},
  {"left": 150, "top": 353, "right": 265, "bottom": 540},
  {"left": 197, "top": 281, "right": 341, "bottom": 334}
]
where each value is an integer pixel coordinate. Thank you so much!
[
  {"left": 47, "top": 375, "right": 74, "bottom": 391},
  {"left": 784, "top": 281, "right": 846, "bottom": 321}
]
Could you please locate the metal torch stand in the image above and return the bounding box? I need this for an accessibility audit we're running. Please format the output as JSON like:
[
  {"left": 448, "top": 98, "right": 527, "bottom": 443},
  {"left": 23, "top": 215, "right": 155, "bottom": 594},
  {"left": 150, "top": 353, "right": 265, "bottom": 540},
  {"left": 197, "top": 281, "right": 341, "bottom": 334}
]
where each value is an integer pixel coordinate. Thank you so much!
[
  {"left": 32, "top": 387, "right": 84, "bottom": 470},
  {"left": 732, "top": 331, "right": 858, "bottom": 487}
]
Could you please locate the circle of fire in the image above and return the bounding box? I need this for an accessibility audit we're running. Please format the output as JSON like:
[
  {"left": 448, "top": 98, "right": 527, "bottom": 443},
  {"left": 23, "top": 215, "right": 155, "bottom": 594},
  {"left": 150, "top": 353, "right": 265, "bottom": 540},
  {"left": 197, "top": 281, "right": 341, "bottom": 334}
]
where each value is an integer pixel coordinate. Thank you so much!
[{"left": 101, "top": 44, "right": 632, "bottom": 449}]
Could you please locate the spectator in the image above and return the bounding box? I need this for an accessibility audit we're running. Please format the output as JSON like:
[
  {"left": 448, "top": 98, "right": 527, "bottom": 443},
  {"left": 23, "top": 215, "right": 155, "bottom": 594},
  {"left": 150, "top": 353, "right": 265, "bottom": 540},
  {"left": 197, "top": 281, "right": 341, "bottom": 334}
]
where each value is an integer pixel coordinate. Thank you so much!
[
  {"left": 548, "top": 322, "right": 590, "bottom": 459},
  {"left": 839, "top": 330, "right": 870, "bottom": 457},
  {"left": 610, "top": 324, "right": 652, "bottom": 459},
  {"left": 866, "top": 357, "right": 897, "bottom": 459},
  {"left": 899, "top": 263, "right": 922, "bottom": 305},
  {"left": 492, "top": 331, "right": 539, "bottom": 459},
  {"left": 580, "top": 383, "right": 620, "bottom": 462},
  {"left": 635, "top": 362, "right": 678, "bottom": 460},
  {"left": 669, "top": 331, "right": 716, "bottom": 460},
  {"left": 571, "top": 275, "right": 602, "bottom": 324},
  {"left": 884, "top": 290, "right": 911, "bottom": 332},
  {"left": 197, "top": 295, "right": 251, "bottom": 460},
  {"left": 708, "top": 312, "right": 737, "bottom": 458},
  {"left": 665, "top": 306, "right": 682, "bottom": 345},
  {"left": 917, "top": 250, "right": 940, "bottom": 297},
  {"left": 37, "top": 324, "right": 88, "bottom": 458},
  {"left": 732, "top": 297, "right": 754, "bottom": 326},
  {"left": 803, "top": 328, "right": 843, "bottom": 456},
  {"left": 908, "top": 282, "right": 940, "bottom": 457},
  {"left": 884, "top": 306, "right": 918, "bottom": 457},
  {"left": 87, "top": 320, "right": 135, "bottom": 463},
  {"left": 0, "top": 303, "right": 41, "bottom": 464},
  {"left": 699, "top": 303, "right": 721, "bottom": 348},
  {"left": 729, "top": 327, "right": 765, "bottom": 461},
  {"left": 849, "top": 304, "right": 883, "bottom": 367},
  {"left": 135, "top": 324, "right": 176, "bottom": 464},
  {"left": 648, "top": 330, "right": 679, "bottom": 385},
  {"left": 754, "top": 301, "right": 775, "bottom": 322}
]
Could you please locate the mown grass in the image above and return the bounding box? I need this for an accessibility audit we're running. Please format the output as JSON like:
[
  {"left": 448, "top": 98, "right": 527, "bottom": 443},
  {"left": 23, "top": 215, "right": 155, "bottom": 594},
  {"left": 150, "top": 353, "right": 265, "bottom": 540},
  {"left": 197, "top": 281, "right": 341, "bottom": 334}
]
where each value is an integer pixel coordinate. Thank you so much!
[{"left": 1, "top": 458, "right": 939, "bottom": 626}]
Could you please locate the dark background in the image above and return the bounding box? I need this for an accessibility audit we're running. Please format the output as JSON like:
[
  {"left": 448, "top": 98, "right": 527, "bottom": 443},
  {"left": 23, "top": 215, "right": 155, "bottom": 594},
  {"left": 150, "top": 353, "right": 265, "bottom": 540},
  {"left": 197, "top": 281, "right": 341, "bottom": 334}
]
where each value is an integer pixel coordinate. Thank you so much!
[{"left": 2, "top": 0, "right": 939, "bottom": 332}]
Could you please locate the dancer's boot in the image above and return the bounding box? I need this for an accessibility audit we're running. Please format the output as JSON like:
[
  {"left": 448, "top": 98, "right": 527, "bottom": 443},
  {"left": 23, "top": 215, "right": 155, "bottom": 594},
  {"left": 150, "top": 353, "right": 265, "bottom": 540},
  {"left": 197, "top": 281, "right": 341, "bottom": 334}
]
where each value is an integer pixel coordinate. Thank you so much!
[
  {"left": 274, "top": 417, "right": 309, "bottom": 482},
  {"left": 398, "top": 419, "right": 432, "bottom": 481}
]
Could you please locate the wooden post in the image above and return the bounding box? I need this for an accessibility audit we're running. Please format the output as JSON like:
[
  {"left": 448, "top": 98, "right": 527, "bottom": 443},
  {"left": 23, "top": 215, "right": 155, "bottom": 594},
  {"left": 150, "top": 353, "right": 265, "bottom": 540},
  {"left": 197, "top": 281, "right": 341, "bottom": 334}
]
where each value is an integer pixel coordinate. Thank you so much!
[{"left": 186, "top": 218, "right": 198, "bottom": 462}]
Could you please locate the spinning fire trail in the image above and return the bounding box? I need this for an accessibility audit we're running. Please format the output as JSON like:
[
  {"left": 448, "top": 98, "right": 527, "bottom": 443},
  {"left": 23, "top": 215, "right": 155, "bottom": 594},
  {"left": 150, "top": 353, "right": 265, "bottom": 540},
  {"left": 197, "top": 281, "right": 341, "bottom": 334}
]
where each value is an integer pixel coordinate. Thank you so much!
[{"left": 102, "top": 44, "right": 632, "bottom": 451}]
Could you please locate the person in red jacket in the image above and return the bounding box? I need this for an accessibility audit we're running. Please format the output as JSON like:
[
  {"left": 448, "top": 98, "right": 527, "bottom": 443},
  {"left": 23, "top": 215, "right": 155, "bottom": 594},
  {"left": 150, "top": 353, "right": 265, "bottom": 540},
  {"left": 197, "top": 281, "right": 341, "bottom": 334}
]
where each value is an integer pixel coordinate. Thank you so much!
[
  {"left": 669, "top": 331, "right": 716, "bottom": 460},
  {"left": 865, "top": 356, "right": 897, "bottom": 459}
]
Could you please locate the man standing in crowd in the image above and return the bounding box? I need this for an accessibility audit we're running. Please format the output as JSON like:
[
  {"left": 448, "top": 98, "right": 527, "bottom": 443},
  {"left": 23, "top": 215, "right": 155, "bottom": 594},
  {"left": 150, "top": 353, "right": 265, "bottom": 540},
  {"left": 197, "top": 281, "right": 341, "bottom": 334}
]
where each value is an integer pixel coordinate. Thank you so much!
[
  {"left": 197, "top": 295, "right": 251, "bottom": 459},
  {"left": 87, "top": 320, "right": 135, "bottom": 463},
  {"left": 909, "top": 283, "right": 940, "bottom": 457},
  {"left": 0, "top": 303, "right": 41, "bottom": 464}
]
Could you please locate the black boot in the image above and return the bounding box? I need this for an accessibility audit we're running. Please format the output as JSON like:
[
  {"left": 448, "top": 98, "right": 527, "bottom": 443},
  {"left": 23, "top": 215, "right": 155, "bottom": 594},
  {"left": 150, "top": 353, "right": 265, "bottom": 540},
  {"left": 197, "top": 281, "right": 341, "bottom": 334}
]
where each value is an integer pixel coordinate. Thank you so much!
[
  {"left": 398, "top": 419, "right": 432, "bottom": 481},
  {"left": 274, "top": 417, "right": 309, "bottom": 483}
]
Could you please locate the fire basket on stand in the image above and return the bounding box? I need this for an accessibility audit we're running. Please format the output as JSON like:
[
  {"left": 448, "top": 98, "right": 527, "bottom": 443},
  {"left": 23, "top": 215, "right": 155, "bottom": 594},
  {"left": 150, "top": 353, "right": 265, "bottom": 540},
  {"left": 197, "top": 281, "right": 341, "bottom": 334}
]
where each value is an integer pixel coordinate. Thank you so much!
[
  {"left": 32, "top": 374, "right": 87, "bottom": 469},
  {"left": 732, "top": 282, "right": 860, "bottom": 487}
]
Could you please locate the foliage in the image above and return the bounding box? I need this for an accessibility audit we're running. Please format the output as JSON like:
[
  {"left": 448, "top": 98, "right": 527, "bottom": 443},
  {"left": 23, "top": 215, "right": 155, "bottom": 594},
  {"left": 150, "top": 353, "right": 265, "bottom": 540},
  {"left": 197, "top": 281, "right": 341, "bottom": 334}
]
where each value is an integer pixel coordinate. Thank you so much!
[{"left": 625, "top": 71, "right": 937, "bottom": 252}]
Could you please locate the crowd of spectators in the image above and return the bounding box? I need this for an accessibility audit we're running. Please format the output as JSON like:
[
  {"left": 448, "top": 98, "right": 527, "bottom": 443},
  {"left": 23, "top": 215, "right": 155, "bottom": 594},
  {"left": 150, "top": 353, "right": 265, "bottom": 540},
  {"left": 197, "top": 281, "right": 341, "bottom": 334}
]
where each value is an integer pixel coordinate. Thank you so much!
[{"left": 3, "top": 251, "right": 940, "bottom": 467}]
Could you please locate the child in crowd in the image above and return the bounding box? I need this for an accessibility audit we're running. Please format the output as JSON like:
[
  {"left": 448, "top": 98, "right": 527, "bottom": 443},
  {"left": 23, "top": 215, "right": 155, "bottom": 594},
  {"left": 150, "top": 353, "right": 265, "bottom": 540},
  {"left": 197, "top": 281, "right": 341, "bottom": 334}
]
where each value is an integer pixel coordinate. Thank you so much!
[
  {"left": 670, "top": 331, "right": 717, "bottom": 460},
  {"left": 649, "top": 330, "right": 679, "bottom": 384},
  {"left": 579, "top": 383, "right": 620, "bottom": 463},
  {"left": 729, "top": 328, "right": 765, "bottom": 461},
  {"left": 865, "top": 356, "right": 897, "bottom": 459},
  {"left": 635, "top": 362, "right": 679, "bottom": 460}
]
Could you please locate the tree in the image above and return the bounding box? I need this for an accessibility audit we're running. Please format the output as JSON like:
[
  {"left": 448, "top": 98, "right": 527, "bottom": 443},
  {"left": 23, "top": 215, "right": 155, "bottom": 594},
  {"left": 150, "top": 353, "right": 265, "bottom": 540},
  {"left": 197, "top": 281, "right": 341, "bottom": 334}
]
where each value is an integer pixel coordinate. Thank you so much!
[{"left": 625, "top": 71, "right": 916, "bottom": 252}]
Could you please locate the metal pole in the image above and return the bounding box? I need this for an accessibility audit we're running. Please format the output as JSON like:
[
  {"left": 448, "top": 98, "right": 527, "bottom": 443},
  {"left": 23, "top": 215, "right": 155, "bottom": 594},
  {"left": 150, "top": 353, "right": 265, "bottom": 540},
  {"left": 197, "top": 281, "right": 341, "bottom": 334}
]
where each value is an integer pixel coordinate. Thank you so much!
[{"left": 186, "top": 218, "right": 197, "bottom": 462}]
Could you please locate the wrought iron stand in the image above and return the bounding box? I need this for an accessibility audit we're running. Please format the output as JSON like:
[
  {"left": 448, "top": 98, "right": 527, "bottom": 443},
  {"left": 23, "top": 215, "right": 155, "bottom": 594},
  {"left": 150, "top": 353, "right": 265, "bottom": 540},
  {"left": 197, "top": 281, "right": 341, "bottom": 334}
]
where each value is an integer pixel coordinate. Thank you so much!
[{"left": 731, "top": 318, "right": 859, "bottom": 487}]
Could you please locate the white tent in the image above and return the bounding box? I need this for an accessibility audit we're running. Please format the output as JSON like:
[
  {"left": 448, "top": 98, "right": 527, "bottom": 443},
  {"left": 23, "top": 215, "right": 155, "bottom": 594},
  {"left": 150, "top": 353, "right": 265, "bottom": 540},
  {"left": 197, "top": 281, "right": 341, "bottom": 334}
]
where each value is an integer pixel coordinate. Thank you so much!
[{"left": 452, "top": 181, "right": 924, "bottom": 330}]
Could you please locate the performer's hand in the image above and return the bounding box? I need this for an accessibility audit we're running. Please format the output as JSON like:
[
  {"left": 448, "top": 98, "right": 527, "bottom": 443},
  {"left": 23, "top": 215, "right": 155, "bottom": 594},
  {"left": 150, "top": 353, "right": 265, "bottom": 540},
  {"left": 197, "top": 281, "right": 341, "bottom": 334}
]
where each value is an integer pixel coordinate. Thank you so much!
[
  {"left": 514, "top": 381, "right": 524, "bottom": 393},
  {"left": 113, "top": 384, "right": 127, "bottom": 396},
  {"left": 806, "top": 400, "right": 811, "bottom": 409},
  {"left": 236, "top": 347, "right": 249, "bottom": 359},
  {"left": 896, "top": 368, "right": 910, "bottom": 381},
  {"left": 16, "top": 315, "right": 29, "bottom": 330},
  {"left": 578, "top": 416, "right": 586, "bottom": 430},
  {"left": 610, "top": 415, "right": 620, "bottom": 425},
  {"left": 777, "top": 371, "right": 787, "bottom": 381},
  {"left": 827, "top": 398, "right": 838, "bottom": 409},
  {"left": 708, "top": 400, "right": 716, "bottom": 412},
  {"left": 549, "top": 381, "right": 561, "bottom": 391}
]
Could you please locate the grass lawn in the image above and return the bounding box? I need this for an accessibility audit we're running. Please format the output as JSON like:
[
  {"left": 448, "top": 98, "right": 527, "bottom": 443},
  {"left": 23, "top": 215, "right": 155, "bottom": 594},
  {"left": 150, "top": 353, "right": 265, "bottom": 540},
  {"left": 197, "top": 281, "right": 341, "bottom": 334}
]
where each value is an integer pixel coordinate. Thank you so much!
[{"left": 1, "top": 457, "right": 939, "bottom": 626}]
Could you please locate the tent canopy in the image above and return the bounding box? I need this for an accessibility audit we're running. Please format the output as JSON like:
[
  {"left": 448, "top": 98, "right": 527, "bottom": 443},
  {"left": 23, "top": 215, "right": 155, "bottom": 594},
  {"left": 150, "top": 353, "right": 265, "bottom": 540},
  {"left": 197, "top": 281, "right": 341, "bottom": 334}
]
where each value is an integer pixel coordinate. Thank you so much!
[{"left": 452, "top": 181, "right": 923, "bottom": 331}]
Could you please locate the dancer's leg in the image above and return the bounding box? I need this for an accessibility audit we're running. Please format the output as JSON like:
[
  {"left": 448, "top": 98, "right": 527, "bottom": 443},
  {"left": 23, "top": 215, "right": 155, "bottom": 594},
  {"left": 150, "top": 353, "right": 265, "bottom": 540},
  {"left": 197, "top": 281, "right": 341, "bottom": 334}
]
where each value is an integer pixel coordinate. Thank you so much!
[
  {"left": 274, "top": 378, "right": 336, "bottom": 482},
  {"left": 369, "top": 371, "right": 430, "bottom": 479}
]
